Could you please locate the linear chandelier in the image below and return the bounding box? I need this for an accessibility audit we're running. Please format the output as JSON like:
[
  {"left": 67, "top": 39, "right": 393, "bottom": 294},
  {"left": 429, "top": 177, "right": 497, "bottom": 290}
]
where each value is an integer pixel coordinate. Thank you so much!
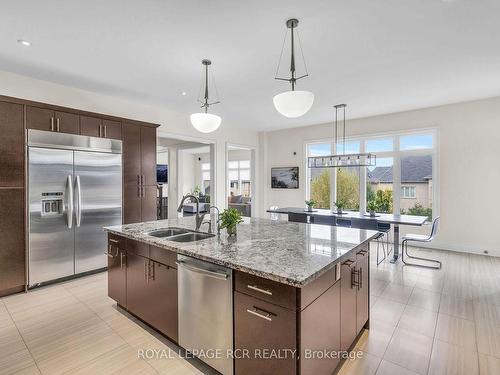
[{"left": 308, "top": 104, "right": 376, "bottom": 168}]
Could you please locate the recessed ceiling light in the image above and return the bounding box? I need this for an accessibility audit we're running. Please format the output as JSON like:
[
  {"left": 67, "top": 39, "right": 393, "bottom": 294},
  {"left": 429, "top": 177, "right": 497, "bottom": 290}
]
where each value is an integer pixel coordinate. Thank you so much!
[
  {"left": 181, "top": 92, "right": 187, "bottom": 96},
  {"left": 17, "top": 39, "right": 31, "bottom": 46}
]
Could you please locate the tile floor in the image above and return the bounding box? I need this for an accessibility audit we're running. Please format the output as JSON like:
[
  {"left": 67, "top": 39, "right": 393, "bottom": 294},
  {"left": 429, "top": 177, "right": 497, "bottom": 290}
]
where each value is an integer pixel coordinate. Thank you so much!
[{"left": 0, "top": 245, "right": 499, "bottom": 375}]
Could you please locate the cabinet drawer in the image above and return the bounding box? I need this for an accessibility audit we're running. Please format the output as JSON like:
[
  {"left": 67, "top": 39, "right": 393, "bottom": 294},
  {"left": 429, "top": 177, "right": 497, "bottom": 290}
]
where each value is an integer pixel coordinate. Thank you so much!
[
  {"left": 234, "top": 291, "right": 297, "bottom": 375},
  {"left": 149, "top": 246, "right": 177, "bottom": 268},
  {"left": 356, "top": 244, "right": 369, "bottom": 261},
  {"left": 235, "top": 271, "right": 297, "bottom": 310},
  {"left": 108, "top": 233, "right": 126, "bottom": 249},
  {"left": 126, "top": 238, "right": 149, "bottom": 257}
]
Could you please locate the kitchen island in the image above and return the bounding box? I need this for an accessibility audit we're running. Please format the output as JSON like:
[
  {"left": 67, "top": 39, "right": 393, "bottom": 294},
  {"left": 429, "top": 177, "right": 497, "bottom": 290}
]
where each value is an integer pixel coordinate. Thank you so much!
[{"left": 104, "top": 217, "right": 377, "bottom": 375}]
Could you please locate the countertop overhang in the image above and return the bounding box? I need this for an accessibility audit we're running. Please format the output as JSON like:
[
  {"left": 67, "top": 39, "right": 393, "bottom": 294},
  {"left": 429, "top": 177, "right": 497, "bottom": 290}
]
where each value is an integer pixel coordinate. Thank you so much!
[{"left": 104, "top": 217, "right": 378, "bottom": 287}]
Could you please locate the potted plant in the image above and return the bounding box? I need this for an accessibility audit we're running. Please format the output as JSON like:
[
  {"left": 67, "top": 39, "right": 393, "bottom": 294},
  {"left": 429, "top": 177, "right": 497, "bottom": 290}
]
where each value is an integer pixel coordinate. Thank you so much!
[
  {"left": 219, "top": 208, "right": 243, "bottom": 236},
  {"left": 305, "top": 199, "right": 317, "bottom": 212},
  {"left": 367, "top": 200, "right": 378, "bottom": 217},
  {"left": 334, "top": 199, "right": 347, "bottom": 214}
]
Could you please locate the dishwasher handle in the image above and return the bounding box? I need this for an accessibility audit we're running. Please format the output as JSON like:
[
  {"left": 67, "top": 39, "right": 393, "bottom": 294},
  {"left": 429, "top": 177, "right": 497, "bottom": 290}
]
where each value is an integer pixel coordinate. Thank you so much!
[{"left": 176, "top": 261, "right": 229, "bottom": 280}]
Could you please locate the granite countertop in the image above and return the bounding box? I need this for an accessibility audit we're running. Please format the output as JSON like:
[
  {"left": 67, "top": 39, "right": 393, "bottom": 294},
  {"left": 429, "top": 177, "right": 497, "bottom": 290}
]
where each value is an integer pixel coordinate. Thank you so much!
[{"left": 104, "top": 217, "right": 378, "bottom": 287}]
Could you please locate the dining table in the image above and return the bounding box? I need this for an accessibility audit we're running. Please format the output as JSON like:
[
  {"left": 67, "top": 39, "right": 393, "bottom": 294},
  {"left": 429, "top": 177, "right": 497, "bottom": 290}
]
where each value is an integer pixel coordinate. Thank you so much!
[{"left": 266, "top": 207, "right": 429, "bottom": 263}]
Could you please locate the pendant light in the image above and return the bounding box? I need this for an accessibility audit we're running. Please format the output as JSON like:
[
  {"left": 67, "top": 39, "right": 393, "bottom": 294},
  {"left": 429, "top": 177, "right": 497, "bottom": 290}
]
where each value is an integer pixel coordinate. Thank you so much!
[
  {"left": 308, "top": 104, "right": 376, "bottom": 168},
  {"left": 273, "top": 18, "right": 314, "bottom": 118},
  {"left": 190, "top": 59, "right": 221, "bottom": 133}
]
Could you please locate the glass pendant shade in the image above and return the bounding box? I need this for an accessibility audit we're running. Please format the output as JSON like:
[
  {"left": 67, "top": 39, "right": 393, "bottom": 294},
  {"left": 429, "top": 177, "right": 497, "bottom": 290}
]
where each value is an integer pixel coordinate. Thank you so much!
[
  {"left": 273, "top": 90, "right": 314, "bottom": 118},
  {"left": 190, "top": 113, "right": 221, "bottom": 133}
]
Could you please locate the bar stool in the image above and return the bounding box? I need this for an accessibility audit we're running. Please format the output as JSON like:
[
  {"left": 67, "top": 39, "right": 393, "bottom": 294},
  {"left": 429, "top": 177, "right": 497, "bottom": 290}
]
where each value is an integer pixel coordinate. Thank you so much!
[
  {"left": 350, "top": 218, "right": 387, "bottom": 266},
  {"left": 377, "top": 222, "right": 392, "bottom": 256},
  {"left": 401, "top": 216, "right": 442, "bottom": 269}
]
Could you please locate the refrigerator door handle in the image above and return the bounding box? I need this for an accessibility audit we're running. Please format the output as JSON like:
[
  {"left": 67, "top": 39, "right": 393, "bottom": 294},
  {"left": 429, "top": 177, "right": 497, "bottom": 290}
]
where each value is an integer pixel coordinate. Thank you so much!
[
  {"left": 75, "top": 175, "right": 82, "bottom": 227},
  {"left": 66, "top": 175, "right": 74, "bottom": 228}
]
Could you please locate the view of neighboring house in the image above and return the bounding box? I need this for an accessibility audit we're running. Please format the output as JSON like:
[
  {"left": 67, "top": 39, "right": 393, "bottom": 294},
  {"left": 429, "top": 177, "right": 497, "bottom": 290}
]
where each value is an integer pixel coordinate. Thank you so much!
[{"left": 367, "top": 155, "right": 433, "bottom": 211}]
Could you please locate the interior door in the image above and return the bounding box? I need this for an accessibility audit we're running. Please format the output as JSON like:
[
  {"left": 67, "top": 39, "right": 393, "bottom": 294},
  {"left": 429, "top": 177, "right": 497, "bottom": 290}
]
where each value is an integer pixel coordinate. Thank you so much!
[
  {"left": 29, "top": 147, "right": 74, "bottom": 285},
  {"left": 74, "top": 151, "right": 122, "bottom": 274}
]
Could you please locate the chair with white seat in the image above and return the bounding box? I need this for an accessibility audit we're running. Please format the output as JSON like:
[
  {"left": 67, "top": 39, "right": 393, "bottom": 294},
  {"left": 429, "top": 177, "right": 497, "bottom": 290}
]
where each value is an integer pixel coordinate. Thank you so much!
[{"left": 401, "top": 216, "right": 442, "bottom": 269}]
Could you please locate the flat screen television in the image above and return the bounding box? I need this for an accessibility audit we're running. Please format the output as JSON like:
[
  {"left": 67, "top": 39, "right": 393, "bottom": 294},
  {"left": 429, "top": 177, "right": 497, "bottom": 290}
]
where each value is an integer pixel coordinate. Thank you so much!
[
  {"left": 271, "top": 167, "right": 299, "bottom": 189},
  {"left": 157, "top": 164, "right": 168, "bottom": 183}
]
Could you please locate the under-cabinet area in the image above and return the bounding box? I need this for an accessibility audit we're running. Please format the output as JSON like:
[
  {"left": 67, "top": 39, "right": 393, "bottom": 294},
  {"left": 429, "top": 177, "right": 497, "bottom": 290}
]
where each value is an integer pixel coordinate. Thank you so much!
[{"left": 105, "top": 217, "right": 373, "bottom": 375}]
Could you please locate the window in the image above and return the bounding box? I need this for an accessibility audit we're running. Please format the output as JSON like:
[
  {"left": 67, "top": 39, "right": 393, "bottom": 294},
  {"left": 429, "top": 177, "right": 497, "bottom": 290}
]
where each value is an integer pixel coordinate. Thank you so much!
[
  {"left": 306, "top": 131, "right": 437, "bottom": 219},
  {"left": 201, "top": 162, "right": 211, "bottom": 195},
  {"left": 307, "top": 143, "right": 331, "bottom": 209},
  {"left": 401, "top": 186, "right": 416, "bottom": 198},
  {"left": 367, "top": 157, "right": 394, "bottom": 213},
  {"left": 228, "top": 160, "right": 251, "bottom": 197}
]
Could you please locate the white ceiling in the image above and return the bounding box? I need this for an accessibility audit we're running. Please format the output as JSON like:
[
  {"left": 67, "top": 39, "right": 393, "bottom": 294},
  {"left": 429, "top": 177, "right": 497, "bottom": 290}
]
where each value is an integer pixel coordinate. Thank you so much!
[{"left": 1, "top": 0, "right": 500, "bottom": 131}]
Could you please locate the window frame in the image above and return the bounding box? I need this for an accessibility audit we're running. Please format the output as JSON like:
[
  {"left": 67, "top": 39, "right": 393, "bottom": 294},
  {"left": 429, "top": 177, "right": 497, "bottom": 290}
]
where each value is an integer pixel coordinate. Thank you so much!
[
  {"left": 228, "top": 159, "right": 251, "bottom": 197},
  {"left": 305, "top": 128, "right": 438, "bottom": 218}
]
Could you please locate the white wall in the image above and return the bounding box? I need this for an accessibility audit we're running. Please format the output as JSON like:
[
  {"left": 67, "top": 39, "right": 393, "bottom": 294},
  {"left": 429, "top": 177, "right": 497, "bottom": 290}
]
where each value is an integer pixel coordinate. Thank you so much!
[
  {"left": 0, "top": 70, "right": 259, "bottom": 212},
  {"left": 260, "top": 97, "right": 500, "bottom": 257}
]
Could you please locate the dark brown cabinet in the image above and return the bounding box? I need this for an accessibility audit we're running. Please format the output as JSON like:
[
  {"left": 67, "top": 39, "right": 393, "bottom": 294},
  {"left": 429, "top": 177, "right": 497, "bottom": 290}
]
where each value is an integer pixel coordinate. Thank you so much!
[
  {"left": 0, "top": 101, "right": 24, "bottom": 187},
  {"left": 126, "top": 251, "right": 151, "bottom": 321},
  {"left": 148, "top": 261, "right": 178, "bottom": 341},
  {"left": 340, "top": 255, "right": 358, "bottom": 352},
  {"left": 123, "top": 122, "right": 157, "bottom": 224},
  {"left": 80, "top": 115, "right": 121, "bottom": 140},
  {"left": 107, "top": 235, "right": 127, "bottom": 307},
  {"left": 356, "top": 249, "right": 369, "bottom": 333},
  {"left": 0, "top": 189, "right": 25, "bottom": 296},
  {"left": 115, "top": 236, "right": 178, "bottom": 342},
  {"left": 140, "top": 126, "right": 157, "bottom": 186},
  {"left": 141, "top": 185, "right": 159, "bottom": 222},
  {"left": 300, "top": 281, "right": 341, "bottom": 375},
  {"left": 234, "top": 291, "right": 297, "bottom": 375},
  {"left": 26, "top": 106, "right": 79, "bottom": 134}
]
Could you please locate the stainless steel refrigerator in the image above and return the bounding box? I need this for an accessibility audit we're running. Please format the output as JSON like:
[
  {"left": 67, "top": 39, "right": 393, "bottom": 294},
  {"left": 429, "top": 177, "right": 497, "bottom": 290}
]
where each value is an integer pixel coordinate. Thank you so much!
[{"left": 28, "top": 130, "right": 122, "bottom": 287}]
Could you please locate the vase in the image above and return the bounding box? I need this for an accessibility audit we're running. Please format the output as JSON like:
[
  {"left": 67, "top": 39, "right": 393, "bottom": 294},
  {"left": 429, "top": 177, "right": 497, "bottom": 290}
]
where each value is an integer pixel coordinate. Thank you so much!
[
  {"left": 306, "top": 206, "right": 313, "bottom": 212},
  {"left": 337, "top": 209, "right": 343, "bottom": 215},
  {"left": 227, "top": 226, "right": 237, "bottom": 237},
  {"left": 369, "top": 210, "right": 376, "bottom": 217}
]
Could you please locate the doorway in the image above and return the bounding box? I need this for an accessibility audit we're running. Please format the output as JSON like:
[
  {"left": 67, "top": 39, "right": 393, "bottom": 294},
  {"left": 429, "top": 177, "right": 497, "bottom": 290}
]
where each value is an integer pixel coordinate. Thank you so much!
[
  {"left": 226, "top": 144, "right": 256, "bottom": 217},
  {"left": 157, "top": 136, "right": 215, "bottom": 219}
]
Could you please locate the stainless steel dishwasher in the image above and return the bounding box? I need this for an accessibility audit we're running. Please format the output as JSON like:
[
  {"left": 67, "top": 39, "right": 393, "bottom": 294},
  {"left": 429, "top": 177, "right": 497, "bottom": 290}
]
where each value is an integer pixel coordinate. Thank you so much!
[{"left": 177, "top": 254, "right": 233, "bottom": 375}]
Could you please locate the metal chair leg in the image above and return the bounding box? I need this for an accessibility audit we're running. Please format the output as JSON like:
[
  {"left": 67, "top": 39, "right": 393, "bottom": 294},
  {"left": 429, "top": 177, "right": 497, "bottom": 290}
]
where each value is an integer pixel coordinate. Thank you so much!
[
  {"left": 376, "top": 237, "right": 386, "bottom": 266},
  {"left": 401, "top": 239, "right": 442, "bottom": 269},
  {"left": 386, "top": 231, "right": 393, "bottom": 256}
]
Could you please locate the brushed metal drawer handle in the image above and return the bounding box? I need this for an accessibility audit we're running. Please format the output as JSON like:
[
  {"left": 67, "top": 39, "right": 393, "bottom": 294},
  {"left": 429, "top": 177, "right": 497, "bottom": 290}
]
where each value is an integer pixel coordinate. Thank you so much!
[
  {"left": 247, "top": 307, "right": 273, "bottom": 322},
  {"left": 109, "top": 239, "right": 119, "bottom": 243},
  {"left": 247, "top": 285, "right": 273, "bottom": 296}
]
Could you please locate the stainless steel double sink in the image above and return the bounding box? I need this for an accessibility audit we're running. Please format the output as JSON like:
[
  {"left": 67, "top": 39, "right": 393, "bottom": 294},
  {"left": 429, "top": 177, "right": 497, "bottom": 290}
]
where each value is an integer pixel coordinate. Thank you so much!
[{"left": 145, "top": 227, "right": 215, "bottom": 242}]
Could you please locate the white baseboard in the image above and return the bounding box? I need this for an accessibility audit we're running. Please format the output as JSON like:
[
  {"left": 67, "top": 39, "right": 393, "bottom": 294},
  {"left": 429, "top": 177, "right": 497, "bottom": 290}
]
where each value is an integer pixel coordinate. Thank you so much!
[{"left": 414, "top": 240, "right": 500, "bottom": 258}]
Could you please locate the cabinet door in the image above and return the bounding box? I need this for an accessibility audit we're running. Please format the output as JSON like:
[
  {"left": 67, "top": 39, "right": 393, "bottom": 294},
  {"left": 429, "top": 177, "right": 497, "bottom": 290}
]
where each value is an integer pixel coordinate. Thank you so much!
[
  {"left": 140, "top": 126, "right": 157, "bottom": 186},
  {"left": 102, "top": 119, "right": 122, "bottom": 140},
  {"left": 340, "top": 257, "right": 358, "bottom": 352},
  {"left": 123, "top": 184, "right": 141, "bottom": 224},
  {"left": 122, "top": 123, "right": 142, "bottom": 187},
  {"left": 0, "top": 189, "right": 25, "bottom": 294},
  {"left": 300, "top": 282, "right": 341, "bottom": 375},
  {"left": 0, "top": 101, "right": 24, "bottom": 187},
  {"left": 234, "top": 291, "right": 297, "bottom": 375},
  {"left": 150, "top": 262, "right": 178, "bottom": 341},
  {"left": 356, "top": 250, "right": 369, "bottom": 333},
  {"left": 80, "top": 116, "right": 101, "bottom": 137},
  {"left": 54, "top": 111, "right": 79, "bottom": 134},
  {"left": 126, "top": 252, "right": 151, "bottom": 321},
  {"left": 141, "top": 185, "right": 158, "bottom": 222},
  {"left": 107, "top": 237, "right": 126, "bottom": 307},
  {"left": 26, "top": 106, "right": 55, "bottom": 131}
]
